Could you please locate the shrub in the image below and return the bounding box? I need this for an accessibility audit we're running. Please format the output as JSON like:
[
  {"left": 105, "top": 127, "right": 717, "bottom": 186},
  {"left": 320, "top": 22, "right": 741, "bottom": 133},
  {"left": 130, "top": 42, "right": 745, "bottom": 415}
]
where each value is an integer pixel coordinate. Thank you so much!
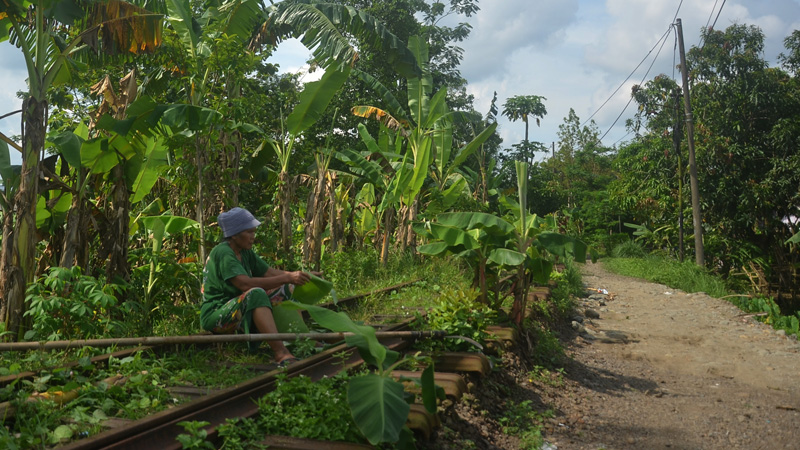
[
  {"left": 24, "top": 267, "right": 131, "bottom": 341},
  {"left": 414, "top": 287, "right": 496, "bottom": 352},
  {"left": 611, "top": 240, "right": 647, "bottom": 258}
]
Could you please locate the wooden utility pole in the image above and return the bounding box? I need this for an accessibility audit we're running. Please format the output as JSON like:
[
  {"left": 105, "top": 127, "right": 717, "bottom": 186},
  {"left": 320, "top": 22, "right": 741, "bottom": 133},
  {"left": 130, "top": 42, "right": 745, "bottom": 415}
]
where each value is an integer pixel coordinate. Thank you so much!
[{"left": 676, "top": 18, "right": 705, "bottom": 266}]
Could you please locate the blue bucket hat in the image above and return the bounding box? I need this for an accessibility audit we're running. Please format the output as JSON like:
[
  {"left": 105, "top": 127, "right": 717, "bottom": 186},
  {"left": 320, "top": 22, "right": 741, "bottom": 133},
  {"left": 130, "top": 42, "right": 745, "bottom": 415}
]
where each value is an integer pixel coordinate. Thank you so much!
[{"left": 218, "top": 207, "right": 261, "bottom": 238}]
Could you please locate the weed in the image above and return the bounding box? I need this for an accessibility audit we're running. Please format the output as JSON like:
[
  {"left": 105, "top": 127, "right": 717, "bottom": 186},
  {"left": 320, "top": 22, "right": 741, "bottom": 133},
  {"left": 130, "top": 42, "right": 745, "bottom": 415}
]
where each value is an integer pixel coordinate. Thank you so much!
[
  {"left": 527, "top": 366, "right": 565, "bottom": 387},
  {"left": 603, "top": 255, "right": 730, "bottom": 298},
  {"left": 527, "top": 324, "right": 565, "bottom": 369},
  {"left": 498, "top": 399, "right": 553, "bottom": 450},
  {"left": 412, "top": 287, "right": 496, "bottom": 352},
  {"left": 176, "top": 421, "right": 215, "bottom": 449},
  {"left": 611, "top": 240, "right": 647, "bottom": 258}
]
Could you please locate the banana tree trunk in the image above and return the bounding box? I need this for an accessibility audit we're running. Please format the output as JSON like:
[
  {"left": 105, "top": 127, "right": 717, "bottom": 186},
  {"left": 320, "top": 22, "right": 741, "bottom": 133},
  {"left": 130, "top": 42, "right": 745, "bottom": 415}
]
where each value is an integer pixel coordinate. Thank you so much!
[
  {"left": 328, "top": 174, "right": 340, "bottom": 253},
  {"left": 278, "top": 171, "right": 294, "bottom": 256},
  {"left": 195, "top": 138, "right": 206, "bottom": 264},
  {"left": 105, "top": 164, "right": 130, "bottom": 282},
  {"left": 396, "top": 205, "right": 408, "bottom": 252},
  {"left": 510, "top": 265, "right": 529, "bottom": 326},
  {"left": 60, "top": 169, "right": 88, "bottom": 268},
  {"left": 380, "top": 207, "right": 395, "bottom": 266},
  {"left": 2, "top": 96, "right": 46, "bottom": 338},
  {"left": 303, "top": 167, "right": 328, "bottom": 271},
  {"left": 404, "top": 198, "right": 419, "bottom": 251},
  {"left": 0, "top": 204, "right": 15, "bottom": 327}
]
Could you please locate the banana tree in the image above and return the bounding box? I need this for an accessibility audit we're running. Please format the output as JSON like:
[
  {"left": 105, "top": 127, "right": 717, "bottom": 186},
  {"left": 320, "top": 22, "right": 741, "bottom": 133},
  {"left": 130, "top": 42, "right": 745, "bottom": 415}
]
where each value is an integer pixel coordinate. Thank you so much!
[
  {"left": 0, "top": 0, "right": 163, "bottom": 337},
  {"left": 417, "top": 162, "right": 589, "bottom": 323},
  {"left": 353, "top": 35, "right": 496, "bottom": 253}
]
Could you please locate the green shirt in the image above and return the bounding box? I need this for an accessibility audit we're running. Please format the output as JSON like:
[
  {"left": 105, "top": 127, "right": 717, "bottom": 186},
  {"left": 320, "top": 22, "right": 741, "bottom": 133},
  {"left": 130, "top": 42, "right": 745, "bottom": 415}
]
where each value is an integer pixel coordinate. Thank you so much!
[{"left": 201, "top": 242, "right": 269, "bottom": 311}]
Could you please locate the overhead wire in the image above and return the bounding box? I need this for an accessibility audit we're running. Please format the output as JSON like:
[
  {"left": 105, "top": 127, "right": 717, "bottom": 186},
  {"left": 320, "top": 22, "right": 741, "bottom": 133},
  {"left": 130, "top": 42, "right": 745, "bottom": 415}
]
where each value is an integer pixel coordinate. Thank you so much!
[
  {"left": 585, "top": 0, "right": 687, "bottom": 145},
  {"left": 599, "top": 24, "right": 674, "bottom": 143}
]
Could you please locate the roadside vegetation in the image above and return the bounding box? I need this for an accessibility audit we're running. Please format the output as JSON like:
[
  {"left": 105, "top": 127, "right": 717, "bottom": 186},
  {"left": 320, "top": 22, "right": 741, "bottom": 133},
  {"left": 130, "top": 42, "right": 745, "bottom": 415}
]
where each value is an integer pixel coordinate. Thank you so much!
[{"left": 1, "top": 0, "right": 799, "bottom": 448}]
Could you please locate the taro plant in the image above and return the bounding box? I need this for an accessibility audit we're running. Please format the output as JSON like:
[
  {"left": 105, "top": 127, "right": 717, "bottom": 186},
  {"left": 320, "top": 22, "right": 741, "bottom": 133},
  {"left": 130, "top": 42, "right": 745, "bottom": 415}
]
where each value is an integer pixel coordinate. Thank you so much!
[
  {"left": 24, "top": 266, "right": 131, "bottom": 341},
  {"left": 285, "top": 302, "right": 440, "bottom": 447}
]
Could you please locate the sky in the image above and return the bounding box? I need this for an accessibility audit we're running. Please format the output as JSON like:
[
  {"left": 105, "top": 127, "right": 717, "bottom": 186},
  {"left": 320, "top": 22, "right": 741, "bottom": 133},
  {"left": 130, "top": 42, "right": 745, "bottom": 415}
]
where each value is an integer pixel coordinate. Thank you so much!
[{"left": 3, "top": 0, "right": 800, "bottom": 166}]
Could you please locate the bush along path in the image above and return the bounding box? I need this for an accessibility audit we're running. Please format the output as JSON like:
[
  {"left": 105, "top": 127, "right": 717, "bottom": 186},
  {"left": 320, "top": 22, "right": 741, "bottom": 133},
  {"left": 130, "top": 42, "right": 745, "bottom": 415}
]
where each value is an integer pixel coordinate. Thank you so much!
[{"left": 540, "top": 262, "right": 800, "bottom": 449}]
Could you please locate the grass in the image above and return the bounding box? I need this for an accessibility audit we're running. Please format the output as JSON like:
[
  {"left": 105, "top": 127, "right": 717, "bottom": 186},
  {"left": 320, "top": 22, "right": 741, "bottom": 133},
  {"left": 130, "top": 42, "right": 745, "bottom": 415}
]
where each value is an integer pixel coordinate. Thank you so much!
[{"left": 602, "top": 255, "right": 730, "bottom": 298}]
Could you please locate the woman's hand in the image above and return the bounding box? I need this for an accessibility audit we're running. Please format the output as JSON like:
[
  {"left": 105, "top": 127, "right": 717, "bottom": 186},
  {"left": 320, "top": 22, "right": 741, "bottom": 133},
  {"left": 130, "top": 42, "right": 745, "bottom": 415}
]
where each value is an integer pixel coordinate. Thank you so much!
[{"left": 289, "top": 271, "right": 311, "bottom": 286}]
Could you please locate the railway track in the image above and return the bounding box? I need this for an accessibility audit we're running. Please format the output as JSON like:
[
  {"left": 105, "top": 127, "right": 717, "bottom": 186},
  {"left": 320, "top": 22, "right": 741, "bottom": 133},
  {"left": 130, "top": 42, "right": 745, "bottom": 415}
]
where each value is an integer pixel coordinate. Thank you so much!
[{"left": 1, "top": 279, "right": 517, "bottom": 449}]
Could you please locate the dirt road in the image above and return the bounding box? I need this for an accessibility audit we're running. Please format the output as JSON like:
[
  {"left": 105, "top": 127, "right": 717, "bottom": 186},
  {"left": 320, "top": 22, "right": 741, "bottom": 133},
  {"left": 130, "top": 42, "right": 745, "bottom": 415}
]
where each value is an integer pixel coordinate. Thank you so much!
[{"left": 545, "top": 262, "right": 800, "bottom": 449}]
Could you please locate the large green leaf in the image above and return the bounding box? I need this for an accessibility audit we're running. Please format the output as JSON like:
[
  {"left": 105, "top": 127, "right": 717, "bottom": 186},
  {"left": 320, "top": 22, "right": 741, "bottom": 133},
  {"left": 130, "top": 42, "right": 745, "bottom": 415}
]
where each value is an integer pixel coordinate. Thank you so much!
[
  {"left": 277, "top": 2, "right": 419, "bottom": 79},
  {"left": 160, "top": 104, "right": 222, "bottom": 130},
  {"left": 287, "top": 303, "right": 388, "bottom": 368},
  {"left": 407, "top": 35, "right": 431, "bottom": 126},
  {"left": 487, "top": 248, "right": 526, "bottom": 267},
  {"left": 347, "top": 374, "right": 410, "bottom": 445},
  {"left": 166, "top": 0, "right": 201, "bottom": 58},
  {"left": 0, "top": 139, "right": 14, "bottom": 185},
  {"left": 429, "top": 223, "right": 479, "bottom": 249},
  {"left": 337, "top": 144, "right": 384, "bottom": 188},
  {"left": 217, "top": 0, "right": 261, "bottom": 42},
  {"left": 537, "top": 232, "right": 588, "bottom": 263},
  {"left": 449, "top": 122, "right": 497, "bottom": 176},
  {"left": 129, "top": 137, "right": 168, "bottom": 204},
  {"left": 421, "top": 364, "right": 437, "bottom": 414},
  {"left": 527, "top": 257, "right": 554, "bottom": 285},
  {"left": 273, "top": 302, "right": 310, "bottom": 334},
  {"left": 139, "top": 215, "right": 199, "bottom": 235},
  {"left": 436, "top": 212, "right": 515, "bottom": 236},
  {"left": 440, "top": 176, "right": 468, "bottom": 210},
  {"left": 292, "top": 275, "right": 333, "bottom": 304},
  {"left": 402, "top": 133, "right": 431, "bottom": 205},
  {"left": 51, "top": 130, "right": 83, "bottom": 169},
  {"left": 287, "top": 65, "right": 350, "bottom": 135},
  {"left": 417, "top": 241, "right": 450, "bottom": 256}
]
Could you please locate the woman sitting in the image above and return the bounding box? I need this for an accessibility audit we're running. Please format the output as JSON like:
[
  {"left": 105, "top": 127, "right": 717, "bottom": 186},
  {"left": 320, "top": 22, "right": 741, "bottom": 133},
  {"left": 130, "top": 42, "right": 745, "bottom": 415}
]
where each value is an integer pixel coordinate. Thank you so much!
[{"left": 200, "top": 207, "right": 314, "bottom": 366}]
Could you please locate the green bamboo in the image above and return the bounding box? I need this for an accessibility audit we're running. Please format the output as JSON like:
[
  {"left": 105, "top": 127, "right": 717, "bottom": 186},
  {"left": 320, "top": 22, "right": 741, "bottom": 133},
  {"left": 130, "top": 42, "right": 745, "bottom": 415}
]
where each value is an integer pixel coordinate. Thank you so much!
[{"left": 0, "top": 331, "right": 449, "bottom": 351}]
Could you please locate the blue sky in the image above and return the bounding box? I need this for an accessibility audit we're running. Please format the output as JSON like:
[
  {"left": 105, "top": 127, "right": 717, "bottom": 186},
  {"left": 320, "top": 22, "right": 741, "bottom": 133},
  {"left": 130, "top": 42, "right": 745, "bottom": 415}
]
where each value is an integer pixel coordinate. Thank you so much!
[{"left": 3, "top": 0, "right": 800, "bottom": 166}]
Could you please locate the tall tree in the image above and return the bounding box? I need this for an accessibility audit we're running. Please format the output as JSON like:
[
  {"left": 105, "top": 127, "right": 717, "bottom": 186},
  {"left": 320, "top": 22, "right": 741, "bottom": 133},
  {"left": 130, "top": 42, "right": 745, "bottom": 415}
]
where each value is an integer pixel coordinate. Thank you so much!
[
  {"left": 502, "top": 94, "right": 547, "bottom": 166},
  {"left": 0, "top": 0, "right": 163, "bottom": 338}
]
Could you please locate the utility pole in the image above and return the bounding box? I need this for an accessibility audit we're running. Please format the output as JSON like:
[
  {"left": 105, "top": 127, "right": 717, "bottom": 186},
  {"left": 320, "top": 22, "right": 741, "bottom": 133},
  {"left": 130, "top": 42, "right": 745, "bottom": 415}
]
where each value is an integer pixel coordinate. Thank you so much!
[
  {"left": 676, "top": 18, "right": 705, "bottom": 266},
  {"left": 672, "top": 89, "right": 685, "bottom": 263}
]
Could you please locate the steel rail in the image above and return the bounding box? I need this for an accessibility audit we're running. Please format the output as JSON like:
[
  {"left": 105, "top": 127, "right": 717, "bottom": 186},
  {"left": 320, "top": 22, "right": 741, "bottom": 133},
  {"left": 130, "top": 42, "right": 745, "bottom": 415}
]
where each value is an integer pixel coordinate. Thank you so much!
[{"left": 59, "top": 318, "right": 416, "bottom": 450}]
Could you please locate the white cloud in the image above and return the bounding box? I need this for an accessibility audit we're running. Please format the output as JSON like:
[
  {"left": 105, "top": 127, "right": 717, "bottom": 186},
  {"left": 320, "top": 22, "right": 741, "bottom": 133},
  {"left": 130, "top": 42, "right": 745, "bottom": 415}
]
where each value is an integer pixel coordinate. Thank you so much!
[{"left": 3, "top": 0, "right": 800, "bottom": 159}]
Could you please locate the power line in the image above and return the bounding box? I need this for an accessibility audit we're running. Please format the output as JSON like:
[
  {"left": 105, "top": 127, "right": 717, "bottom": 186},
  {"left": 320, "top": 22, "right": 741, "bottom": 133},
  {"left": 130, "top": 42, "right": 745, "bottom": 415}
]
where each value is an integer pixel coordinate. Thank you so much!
[
  {"left": 583, "top": 25, "right": 673, "bottom": 127},
  {"left": 599, "top": 25, "right": 674, "bottom": 143}
]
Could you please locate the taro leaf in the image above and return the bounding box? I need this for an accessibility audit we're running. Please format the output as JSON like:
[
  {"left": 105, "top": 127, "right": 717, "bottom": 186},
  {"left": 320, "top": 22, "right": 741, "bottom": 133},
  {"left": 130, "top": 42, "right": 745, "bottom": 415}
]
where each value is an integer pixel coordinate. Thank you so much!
[
  {"left": 292, "top": 274, "right": 333, "bottom": 304},
  {"left": 283, "top": 303, "right": 388, "bottom": 369},
  {"left": 347, "top": 373, "right": 410, "bottom": 445},
  {"left": 273, "top": 302, "right": 309, "bottom": 334},
  {"left": 421, "top": 364, "right": 437, "bottom": 413},
  {"left": 486, "top": 248, "right": 526, "bottom": 267},
  {"left": 537, "top": 232, "right": 588, "bottom": 263}
]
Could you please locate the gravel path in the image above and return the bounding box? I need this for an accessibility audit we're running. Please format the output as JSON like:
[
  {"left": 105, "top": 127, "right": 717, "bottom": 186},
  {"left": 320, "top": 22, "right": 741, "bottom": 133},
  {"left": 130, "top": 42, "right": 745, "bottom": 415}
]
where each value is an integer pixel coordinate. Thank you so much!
[{"left": 543, "top": 262, "right": 800, "bottom": 449}]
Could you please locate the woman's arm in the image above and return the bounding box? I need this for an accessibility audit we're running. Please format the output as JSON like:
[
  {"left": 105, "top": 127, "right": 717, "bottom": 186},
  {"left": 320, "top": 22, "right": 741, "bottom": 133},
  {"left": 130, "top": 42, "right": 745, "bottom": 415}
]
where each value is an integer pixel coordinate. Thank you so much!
[{"left": 229, "top": 268, "right": 310, "bottom": 292}]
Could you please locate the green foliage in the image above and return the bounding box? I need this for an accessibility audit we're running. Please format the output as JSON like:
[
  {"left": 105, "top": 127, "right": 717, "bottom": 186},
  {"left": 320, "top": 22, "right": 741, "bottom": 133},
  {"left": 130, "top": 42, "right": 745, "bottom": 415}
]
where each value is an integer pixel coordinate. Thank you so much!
[
  {"left": 603, "top": 256, "right": 730, "bottom": 298},
  {"left": 497, "top": 399, "right": 553, "bottom": 450},
  {"left": 176, "top": 421, "right": 215, "bottom": 450},
  {"left": 611, "top": 240, "right": 647, "bottom": 258},
  {"left": 527, "top": 324, "right": 566, "bottom": 369},
  {"left": 735, "top": 296, "right": 800, "bottom": 338},
  {"left": 24, "top": 267, "right": 131, "bottom": 341},
  {"left": 413, "top": 287, "right": 496, "bottom": 352},
  {"left": 254, "top": 374, "right": 363, "bottom": 443}
]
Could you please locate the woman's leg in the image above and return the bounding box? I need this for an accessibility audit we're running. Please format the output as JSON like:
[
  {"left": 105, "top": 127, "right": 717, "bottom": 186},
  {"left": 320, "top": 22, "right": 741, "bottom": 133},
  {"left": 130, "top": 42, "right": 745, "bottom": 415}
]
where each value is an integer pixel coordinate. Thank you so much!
[{"left": 251, "top": 306, "right": 295, "bottom": 363}]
